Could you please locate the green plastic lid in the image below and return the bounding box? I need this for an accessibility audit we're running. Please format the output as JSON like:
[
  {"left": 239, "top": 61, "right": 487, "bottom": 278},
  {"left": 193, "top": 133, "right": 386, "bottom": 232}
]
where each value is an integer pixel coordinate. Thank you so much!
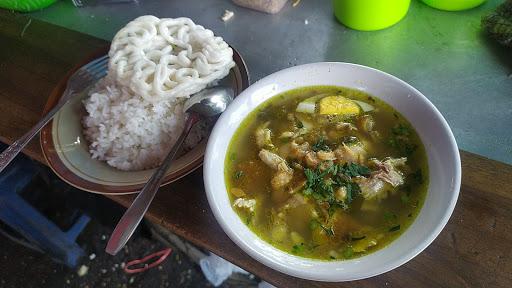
[
  {"left": 0, "top": 0, "right": 57, "bottom": 12},
  {"left": 421, "top": 0, "right": 487, "bottom": 11}
]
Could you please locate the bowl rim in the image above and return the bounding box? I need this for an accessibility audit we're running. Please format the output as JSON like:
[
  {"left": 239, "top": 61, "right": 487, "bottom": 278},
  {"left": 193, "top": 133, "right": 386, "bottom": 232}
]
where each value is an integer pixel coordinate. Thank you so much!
[
  {"left": 204, "top": 62, "right": 461, "bottom": 281},
  {"left": 40, "top": 45, "right": 250, "bottom": 195}
]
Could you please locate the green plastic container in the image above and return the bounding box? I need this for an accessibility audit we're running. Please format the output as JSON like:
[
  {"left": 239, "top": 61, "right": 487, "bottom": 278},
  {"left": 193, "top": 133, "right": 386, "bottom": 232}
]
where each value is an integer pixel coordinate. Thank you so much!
[
  {"left": 421, "top": 0, "right": 487, "bottom": 11},
  {"left": 333, "top": 0, "right": 411, "bottom": 31},
  {"left": 0, "top": 0, "right": 57, "bottom": 12}
]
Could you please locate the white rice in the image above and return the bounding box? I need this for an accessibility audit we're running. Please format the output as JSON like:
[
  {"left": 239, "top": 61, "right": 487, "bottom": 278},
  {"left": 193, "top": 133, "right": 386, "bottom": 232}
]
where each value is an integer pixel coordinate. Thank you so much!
[{"left": 82, "top": 76, "right": 206, "bottom": 171}]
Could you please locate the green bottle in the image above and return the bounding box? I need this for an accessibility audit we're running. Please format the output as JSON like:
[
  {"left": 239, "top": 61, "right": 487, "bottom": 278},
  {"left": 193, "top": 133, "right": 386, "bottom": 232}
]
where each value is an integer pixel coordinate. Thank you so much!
[
  {"left": 0, "top": 0, "right": 57, "bottom": 12},
  {"left": 421, "top": 0, "right": 486, "bottom": 11},
  {"left": 333, "top": 0, "right": 411, "bottom": 31}
]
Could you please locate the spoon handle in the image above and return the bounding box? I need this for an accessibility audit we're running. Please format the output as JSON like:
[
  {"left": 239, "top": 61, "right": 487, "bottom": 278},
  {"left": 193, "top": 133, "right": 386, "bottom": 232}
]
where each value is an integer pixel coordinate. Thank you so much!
[{"left": 106, "top": 112, "right": 200, "bottom": 255}]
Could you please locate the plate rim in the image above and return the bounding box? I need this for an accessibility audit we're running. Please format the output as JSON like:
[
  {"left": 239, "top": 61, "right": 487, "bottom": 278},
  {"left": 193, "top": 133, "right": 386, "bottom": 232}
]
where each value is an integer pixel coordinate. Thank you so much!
[{"left": 40, "top": 45, "right": 250, "bottom": 195}]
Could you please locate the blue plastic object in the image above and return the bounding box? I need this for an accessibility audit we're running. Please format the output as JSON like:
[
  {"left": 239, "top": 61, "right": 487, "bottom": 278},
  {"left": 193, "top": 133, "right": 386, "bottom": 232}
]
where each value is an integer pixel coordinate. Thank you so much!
[{"left": 0, "top": 143, "right": 90, "bottom": 268}]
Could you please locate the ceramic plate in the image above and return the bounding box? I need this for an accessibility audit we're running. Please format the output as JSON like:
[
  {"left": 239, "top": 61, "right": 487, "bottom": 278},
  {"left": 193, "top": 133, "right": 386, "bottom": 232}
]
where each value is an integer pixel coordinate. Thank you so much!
[{"left": 41, "top": 47, "right": 249, "bottom": 194}]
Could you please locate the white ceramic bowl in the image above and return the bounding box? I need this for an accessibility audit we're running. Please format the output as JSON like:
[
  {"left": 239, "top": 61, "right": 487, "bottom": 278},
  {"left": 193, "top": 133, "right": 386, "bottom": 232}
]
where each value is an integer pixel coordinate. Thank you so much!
[{"left": 204, "top": 62, "right": 461, "bottom": 282}]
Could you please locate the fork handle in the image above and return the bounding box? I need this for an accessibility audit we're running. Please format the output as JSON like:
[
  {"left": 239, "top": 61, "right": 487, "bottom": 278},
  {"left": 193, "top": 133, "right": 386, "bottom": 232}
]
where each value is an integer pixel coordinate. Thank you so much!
[{"left": 0, "top": 90, "right": 72, "bottom": 173}]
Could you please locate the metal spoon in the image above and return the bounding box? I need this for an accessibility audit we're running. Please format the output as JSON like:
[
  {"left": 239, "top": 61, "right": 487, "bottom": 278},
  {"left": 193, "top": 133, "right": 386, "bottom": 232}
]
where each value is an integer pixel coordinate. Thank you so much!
[{"left": 106, "top": 87, "right": 234, "bottom": 255}]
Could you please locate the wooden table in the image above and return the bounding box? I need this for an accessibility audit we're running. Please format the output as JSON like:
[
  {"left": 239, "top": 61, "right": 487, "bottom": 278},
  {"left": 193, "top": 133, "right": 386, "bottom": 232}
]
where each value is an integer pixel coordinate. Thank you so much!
[{"left": 1, "top": 11, "right": 511, "bottom": 287}]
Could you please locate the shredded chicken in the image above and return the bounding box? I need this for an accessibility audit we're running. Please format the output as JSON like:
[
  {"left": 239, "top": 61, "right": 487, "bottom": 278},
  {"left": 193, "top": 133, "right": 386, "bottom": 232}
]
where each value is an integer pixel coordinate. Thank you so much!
[
  {"left": 290, "top": 141, "right": 310, "bottom": 159},
  {"left": 259, "top": 149, "right": 294, "bottom": 190},
  {"left": 291, "top": 162, "right": 303, "bottom": 170},
  {"left": 233, "top": 198, "right": 256, "bottom": 212},
  {"left": 279, "top": 131, "right": 295, "bottom": 138},
  {"left": 356, "top": 176, "right": 386, "bottom": 200},
  {"left": 255, "top": 122, "right": 274, "bottom": 149},
  {"left": 318, "top": 161, "right": 334, "bottom": 171},
  {"left": 371, "top": 157, "right": 407, "bottom": 187},
  {"left": 317, "top": 150, "right": 336, "bottom": 161},
  {"left": 279, "top": 128, "right": 308, "bottom": 139},
  {"left": 334, "top": 143, "right": 367, "bottom": 164},
  {"left": 259, "top": 149, "right": 287, "bottom": 170},
  {"left": 357, "top": 157, "right": 407, "bottom": 200},
  {"left": 358, "top": 115, "right": 375, "bottom": 133},
  {"left": 271, "top": 162, "right": 294, "bottom": 189},
  {"left": 304, "top": 151, "right": 320, "bottom": 168},
  {"left": 336, "top": 122, "right": 357, "bottom": 131}
]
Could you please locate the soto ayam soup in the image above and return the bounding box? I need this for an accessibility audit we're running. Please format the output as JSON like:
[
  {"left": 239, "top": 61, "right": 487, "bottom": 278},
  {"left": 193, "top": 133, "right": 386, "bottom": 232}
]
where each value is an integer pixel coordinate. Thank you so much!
[{"left": 225, "top": 86, "right": 428, "bottom": 260}]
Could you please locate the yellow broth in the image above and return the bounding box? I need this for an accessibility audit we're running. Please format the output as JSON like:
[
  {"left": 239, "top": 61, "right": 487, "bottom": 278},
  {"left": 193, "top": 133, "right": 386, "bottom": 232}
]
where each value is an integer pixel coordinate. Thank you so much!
[{"left": 225, "top": 86, "right": 428, "bottom": 260}]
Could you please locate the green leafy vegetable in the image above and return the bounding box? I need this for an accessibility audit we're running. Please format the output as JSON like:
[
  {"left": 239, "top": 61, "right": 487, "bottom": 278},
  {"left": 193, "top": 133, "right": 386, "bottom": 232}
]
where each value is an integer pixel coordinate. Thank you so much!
[
  {"left": 302, "top": 167, "right": 336, "bottom": 203},
  {"left": 342, "top": 246, "right": 354, "bottom": 258},
  {"left": 246, "top": 212, "right": 254, "bottom": 225},
  {"left": 340, "top": 181, "right": 361, "bottom": 205},
  {"left": 292, "top": 243, "right": 304, "bottom": 254},
  {"left": 312, "top": 137, "right": 331, "bottom": 152},
  {"left": 309, "top": 219, "right": 320, "bottom": 230},
  {"left": 392, "top": 124, "right": 411, "bottom": 136},
  {"left": 234, "top": 171, "right": 244, "bottom": 179},
  {"left": 389, "top": 123, "right": 417, "bottom": 156},
  {"left": 302, "top": 162, "right": 370, "bottom": 212},
  {"left": 309, "top": 219, "right": 334, "bottom": 236},
  {"left": 389, "top": 225, "right": 401, "bottom": 232},
  {"left": 388, "top": 137, "right": 417, "bottom": 156},
  {"left": 321, "top": 225, "right": 335, "bottom": 237},
  {"left": 384, "top": 211, "right": 397, "bottom": 222},
  {"left": 304, "top": 168, "right": 317, "bottom": 186},
  {"left": 350, "top": 235, "right": 366, "bottom": 241},
  {"left": 482, "top": 0, "right": 512, "bottom": 47},
  {"left": 339, "top": 163, "right": 371, "bottom": 177},
  {"left": 328, "top": 202, "right": 348, "bottom": 216}
]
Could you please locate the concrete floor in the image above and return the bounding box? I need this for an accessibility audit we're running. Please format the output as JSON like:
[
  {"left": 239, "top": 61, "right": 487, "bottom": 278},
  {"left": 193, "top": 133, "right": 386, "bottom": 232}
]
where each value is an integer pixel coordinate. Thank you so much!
[{"left": 0, "top": 164, "right": 256, "bottom": 288}]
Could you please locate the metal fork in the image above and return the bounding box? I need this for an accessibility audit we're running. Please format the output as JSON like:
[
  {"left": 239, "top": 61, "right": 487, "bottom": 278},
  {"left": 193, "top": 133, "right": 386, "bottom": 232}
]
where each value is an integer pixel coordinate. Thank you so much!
[{"left": 0, "top": 55, "right": 109, "bottom": 173}]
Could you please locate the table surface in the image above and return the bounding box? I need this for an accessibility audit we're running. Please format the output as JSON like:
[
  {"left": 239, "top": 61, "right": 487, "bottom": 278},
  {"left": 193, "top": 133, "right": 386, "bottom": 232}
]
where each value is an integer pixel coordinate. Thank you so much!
[
  {"left": 0, "top": 6, "right": 511, "bottom": 288},
  {"left": 29, "top": 0, "right": 512, "bottom": 165}
]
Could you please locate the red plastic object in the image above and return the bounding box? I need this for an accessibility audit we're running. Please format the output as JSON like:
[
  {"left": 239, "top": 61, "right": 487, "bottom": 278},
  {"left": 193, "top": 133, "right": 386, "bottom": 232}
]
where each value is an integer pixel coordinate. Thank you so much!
[{"left": 124, "top": 248, "right": 172, "bottom": 274}]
